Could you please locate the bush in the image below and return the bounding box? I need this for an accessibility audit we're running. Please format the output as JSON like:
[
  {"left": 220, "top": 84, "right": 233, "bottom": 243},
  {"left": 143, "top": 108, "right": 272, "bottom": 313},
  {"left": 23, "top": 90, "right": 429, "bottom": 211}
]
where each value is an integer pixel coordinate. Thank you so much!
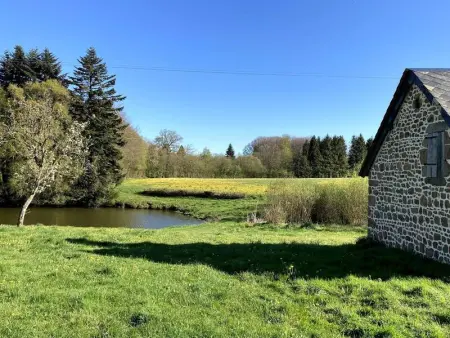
[{"left": 264, "top": 178, "right": 368, "bottom": 226}]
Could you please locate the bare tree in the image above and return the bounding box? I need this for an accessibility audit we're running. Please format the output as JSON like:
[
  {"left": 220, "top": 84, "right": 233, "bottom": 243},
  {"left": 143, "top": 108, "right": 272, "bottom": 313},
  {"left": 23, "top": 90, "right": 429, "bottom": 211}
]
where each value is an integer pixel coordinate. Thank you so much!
[
  {"left": 6, "top": 81, "right": 86, "bottom": 226},
  {"left": 154, "top": 129, "right": 183, "bottom": 153}
]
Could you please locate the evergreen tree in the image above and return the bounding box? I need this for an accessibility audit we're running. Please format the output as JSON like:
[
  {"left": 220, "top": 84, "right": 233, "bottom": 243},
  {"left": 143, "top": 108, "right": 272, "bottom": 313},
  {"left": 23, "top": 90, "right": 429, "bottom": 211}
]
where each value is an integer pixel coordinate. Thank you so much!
[
  {"left": 0, "top": 46, "right": 35, "bottom": 87},
  {"left": 69, "top": 47, "right": 126, "bottom": 206},
  {"left": 0, "top": 46, "right": 64, "bottom": 87},
  {"left": 177, "top": 145, "right": 186, "bottom": 156},
  {"left": 319, "top": 135, "right": 333, "bottom": 177},
  {"left": 293, "top": 141, "right": 312, "bottom": 178},
  {"left": 348, "top": 134, "right": 367, "bottom": 172},
  {"left": 366, "top": 137, "right": 374, "bottom": 152},
  {"left": 331, "top": 136, "right": 348, "bottom": 177},
  {"left": 307, "top": 136, "right": 322, "bottom": 178},
  {"left": 39, "top": 48, "right": 64, "bottom": 83},
  {"left": 226, "top": 144, "right": 235, "bottom": 159}
]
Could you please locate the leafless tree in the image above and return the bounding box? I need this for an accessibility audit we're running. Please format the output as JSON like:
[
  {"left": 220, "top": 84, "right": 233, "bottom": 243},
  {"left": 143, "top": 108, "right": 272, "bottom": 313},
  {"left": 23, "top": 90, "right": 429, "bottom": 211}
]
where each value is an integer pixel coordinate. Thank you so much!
[{"left": 154, "top": 129, "right": 183, "bottom": 153}]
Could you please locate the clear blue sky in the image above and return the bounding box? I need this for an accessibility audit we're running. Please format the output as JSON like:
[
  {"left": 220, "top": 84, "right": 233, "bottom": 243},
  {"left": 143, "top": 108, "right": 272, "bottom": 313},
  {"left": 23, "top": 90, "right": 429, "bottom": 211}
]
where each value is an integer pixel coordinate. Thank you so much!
[{"left": 2, "top": 0, "right": 450, "bottom": 154}]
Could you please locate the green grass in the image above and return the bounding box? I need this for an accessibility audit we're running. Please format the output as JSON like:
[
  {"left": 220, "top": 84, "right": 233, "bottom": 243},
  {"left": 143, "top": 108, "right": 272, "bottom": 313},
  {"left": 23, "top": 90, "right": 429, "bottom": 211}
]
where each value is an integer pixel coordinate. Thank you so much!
[
  {"left": 113, "top": 178, "right": 265, "bottom": 221},
  {"left": 1, "top": 223, "right": 450, "bottom": 337}
]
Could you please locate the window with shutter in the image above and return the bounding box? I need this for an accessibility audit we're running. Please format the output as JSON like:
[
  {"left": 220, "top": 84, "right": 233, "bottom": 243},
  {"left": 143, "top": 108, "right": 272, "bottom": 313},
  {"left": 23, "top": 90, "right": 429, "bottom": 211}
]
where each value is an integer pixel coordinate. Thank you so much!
[
  {"left": 424, "top": 131, "right": 444, "bottom": 181},
  {"left": 425, "top": 133, "right": 439, "bottom": 177}
]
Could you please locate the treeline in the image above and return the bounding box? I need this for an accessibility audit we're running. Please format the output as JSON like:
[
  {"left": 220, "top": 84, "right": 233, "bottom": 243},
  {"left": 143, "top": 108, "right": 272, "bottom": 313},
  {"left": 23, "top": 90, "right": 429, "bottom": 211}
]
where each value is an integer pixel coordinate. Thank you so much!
[
  {"left": 0, "top": 45, "right": 125, "bottom": 207},
  {"left": 122, "top": 130, "right": 373, "bottom": 179}
]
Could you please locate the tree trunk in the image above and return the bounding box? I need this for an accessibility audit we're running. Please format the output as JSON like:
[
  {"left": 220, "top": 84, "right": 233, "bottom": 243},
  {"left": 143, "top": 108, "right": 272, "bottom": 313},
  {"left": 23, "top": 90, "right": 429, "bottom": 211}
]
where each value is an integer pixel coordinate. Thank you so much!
[{"left": 17, "top": 193, "right": 36, "bottom": 227}]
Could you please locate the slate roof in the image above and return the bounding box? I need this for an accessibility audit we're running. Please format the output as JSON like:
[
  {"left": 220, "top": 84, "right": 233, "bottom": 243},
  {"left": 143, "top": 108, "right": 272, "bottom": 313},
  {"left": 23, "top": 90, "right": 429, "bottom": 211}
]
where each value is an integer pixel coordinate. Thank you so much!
[
  {"left": 360, "top": 69, "right": 450, "bottom": 177},
  {"left": 413, "top": 69, "right": 450, "bottom": 115}
]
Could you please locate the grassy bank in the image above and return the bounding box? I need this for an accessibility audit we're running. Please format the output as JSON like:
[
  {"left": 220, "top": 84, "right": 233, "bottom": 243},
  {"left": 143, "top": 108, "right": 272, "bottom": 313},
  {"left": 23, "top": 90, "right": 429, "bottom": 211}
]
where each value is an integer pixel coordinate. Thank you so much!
[
  {"left": 114, "top": 178, "right": 368, "bottom": 224},
  {"left": 113, "top": 178, "right": 270, "bottom": 221},
  {"left": 1, "top": 223, "right": 450, "bottom": 337}
]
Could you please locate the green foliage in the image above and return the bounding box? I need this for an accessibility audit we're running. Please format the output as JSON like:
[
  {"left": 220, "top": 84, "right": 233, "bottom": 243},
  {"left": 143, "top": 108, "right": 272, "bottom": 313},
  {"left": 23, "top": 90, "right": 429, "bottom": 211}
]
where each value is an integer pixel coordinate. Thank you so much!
[
  {"left": 307, "top": 136, "right": 322, "bottom": 177},
  {"left": 225, "top": 143, "right": 235, "bottom": 159},
  {"left": 69, "top": 47, "right": 126, "bottom": 206},
  {"left": 348, "top": 134, "right": 367, "bottom": 172},
  {"left": 0, "top": 45, "right": 64, "bottom": 87}
]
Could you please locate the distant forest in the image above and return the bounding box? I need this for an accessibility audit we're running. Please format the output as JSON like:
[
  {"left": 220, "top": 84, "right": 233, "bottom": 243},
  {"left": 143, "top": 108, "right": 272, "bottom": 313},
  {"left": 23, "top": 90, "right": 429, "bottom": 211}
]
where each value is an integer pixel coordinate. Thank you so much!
[
  {"left": 127, "top": 129, "right": 373, "bottom": 179},
  {"left": 0, "top": 45, "right": 372, "bottom": 208}
]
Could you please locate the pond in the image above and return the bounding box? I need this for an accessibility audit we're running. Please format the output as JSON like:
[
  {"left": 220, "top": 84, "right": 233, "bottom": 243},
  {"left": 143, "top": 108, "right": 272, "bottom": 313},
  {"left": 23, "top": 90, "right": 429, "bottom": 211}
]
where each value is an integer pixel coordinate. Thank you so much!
[{"left": 0, "top": 207, "right": 204, "bottom": 229}]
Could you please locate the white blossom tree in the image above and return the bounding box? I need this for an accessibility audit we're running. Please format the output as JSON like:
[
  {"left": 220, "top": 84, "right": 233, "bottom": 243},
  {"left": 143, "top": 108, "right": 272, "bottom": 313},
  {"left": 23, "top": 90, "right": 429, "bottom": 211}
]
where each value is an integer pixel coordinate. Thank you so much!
[{"left": 6, "top": 80, "right": 86, "bottom": 226}]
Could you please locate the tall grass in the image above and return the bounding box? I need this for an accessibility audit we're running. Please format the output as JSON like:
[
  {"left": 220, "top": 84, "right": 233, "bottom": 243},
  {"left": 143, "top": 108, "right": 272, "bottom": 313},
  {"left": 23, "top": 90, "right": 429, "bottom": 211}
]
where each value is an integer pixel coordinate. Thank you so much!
[{"left": 264, "top": 178, "right": 368, "bottom": 226}]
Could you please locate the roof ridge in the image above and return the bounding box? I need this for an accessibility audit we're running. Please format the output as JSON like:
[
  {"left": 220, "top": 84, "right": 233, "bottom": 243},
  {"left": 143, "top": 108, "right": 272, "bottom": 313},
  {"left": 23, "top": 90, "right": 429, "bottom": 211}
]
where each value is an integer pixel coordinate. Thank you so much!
[{"left": 408, "top": 68, "right": 450, "bottom": 72}]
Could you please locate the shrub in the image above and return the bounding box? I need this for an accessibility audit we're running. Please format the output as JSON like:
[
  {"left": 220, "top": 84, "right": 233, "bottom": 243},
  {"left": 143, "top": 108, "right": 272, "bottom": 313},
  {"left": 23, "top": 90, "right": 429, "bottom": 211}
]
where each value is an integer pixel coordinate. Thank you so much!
[{"left": 264, "top": 178, "right": 368, "bottom": 226}]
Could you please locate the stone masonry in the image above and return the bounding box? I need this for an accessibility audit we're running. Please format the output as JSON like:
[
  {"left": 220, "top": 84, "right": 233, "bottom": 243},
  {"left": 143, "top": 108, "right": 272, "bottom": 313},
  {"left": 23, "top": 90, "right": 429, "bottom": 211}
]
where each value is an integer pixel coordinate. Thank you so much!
[{"left": 368, "top": 84, "right": 450, "bottom": 263}]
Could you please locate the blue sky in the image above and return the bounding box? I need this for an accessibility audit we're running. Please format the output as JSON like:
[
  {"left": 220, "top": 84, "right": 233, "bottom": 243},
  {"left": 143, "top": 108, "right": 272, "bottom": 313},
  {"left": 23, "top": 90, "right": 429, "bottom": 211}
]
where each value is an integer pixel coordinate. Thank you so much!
[{"left": 2, "top": 0, "right": 450, "bottom": 154}]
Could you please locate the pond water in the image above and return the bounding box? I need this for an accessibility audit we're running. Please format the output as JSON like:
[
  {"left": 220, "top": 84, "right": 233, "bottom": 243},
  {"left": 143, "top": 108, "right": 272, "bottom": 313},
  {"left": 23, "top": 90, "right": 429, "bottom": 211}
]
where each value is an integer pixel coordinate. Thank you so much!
[{"left": 0, "top": 207, "right": 203, "bottom": 229}]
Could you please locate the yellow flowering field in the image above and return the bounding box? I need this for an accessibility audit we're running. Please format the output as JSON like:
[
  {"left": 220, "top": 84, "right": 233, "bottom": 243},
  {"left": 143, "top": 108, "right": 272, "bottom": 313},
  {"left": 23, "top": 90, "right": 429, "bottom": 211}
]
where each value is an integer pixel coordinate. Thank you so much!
[{"left": 123, "top": 178, "right": 278, "bottom": 196}]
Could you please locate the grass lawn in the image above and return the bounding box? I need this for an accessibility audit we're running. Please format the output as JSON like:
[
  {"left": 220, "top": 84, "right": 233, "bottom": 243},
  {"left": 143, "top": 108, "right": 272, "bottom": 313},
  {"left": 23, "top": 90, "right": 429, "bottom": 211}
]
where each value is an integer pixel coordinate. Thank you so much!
[{"left": 1, "top": 223, "right": 450, "bottom": 337}]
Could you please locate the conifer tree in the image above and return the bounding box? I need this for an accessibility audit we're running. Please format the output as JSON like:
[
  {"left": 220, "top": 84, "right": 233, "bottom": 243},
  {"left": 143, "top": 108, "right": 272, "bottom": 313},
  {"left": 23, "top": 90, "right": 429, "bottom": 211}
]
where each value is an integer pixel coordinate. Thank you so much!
[
  {"left": 319, "top": 135, "right": 333, "bottom": 177},
  {"left": 0, "top": 46, "right": 35, "bottom": 87},
  {"left": 0, "top": 46, "right": 64, "bottom": 87},
  {"left": 177, "top": 145, "right": 186, "bottom": 156},
  {"left": 348, "top": 134, "right": 367, "bottom": 172},
  {"left": 226, "top": 144, "right": 235, "bottom": 159},
  {"left": 366, "top": 137, "right": 374, "bottom": 152},
  {"left": 69, "top": 47, "right": 126, "bottom": 205},
  {"left": 39, "top": 48, "right": 64, "bottom": 83},
  {"left": 307, "top": 136, "right": 322, "bottom": 177},
  {"left": 331, "top": 136, "right": 348, "bottom": 177},
  {"left": 293, "top": 141, "right": 312, "bottom": 178}
]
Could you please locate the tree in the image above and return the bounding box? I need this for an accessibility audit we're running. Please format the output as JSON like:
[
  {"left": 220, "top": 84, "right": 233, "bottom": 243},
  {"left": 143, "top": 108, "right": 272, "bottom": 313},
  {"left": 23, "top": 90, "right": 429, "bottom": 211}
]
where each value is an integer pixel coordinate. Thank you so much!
[
  {"left": 226, "top": 144, "right": 235, "bottom": 159},
  {"left": 177, "top": 145, "right": 186, "bottom": 156},
  {"left": 293, "top": 140, "right": 312, "bottom": 177},
  {"left": 293, "top": 154, "right": 311, "bottom": 178},
  {"left": 154, "top": 129, "right": 183, "bottom": 153},
  {"left": 121, "top": 116, "right": 149, "bottom": 178},
  {"left": 348, "top": 134, "right": 367, "bottom": 172},
  {"left": 366, "top": 137, "right": 374, "bottom": 152},
  {"left": 331, "top": 136, "right": 348, "bottom": 177},
  {"left": 5, "top": 80, "right": 85, "bottom": 226},
  {"left": 38, "top": 48, "right": 64, "bottom": 82},
  {"left": 69, "top": 47, "right": 126, "bottom": 205},
  {"left": 0, "top": 46, "right": 35, "bottom": 87},
  {"left": 200, "top": 147, "right": 212, "bottom": 159},
  {"left": 0, "top": 46, "right": 65, "bottom": 88},
  {"left": 307, "top": 136, "right": 322, "bottom": 177},
  {"left": 236, "top": 156, "right": 266, "bottom": 177},
  {"left": 319, "top": 135, "right": 333, "bottom": 177}
]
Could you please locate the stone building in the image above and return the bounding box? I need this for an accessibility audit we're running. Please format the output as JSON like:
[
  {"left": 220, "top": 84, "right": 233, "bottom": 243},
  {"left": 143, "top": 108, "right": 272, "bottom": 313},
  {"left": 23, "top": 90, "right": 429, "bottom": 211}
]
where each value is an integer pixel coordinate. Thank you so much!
[{"left": 360, "top": 69, "right": 450, "bottom": 263}]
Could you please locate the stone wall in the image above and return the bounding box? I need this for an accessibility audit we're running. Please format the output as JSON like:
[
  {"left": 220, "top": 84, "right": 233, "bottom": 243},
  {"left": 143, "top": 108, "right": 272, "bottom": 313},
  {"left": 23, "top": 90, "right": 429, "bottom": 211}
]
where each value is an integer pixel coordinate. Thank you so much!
[{"left": 368, "top": 84, "right": 450, "bottom": 263}]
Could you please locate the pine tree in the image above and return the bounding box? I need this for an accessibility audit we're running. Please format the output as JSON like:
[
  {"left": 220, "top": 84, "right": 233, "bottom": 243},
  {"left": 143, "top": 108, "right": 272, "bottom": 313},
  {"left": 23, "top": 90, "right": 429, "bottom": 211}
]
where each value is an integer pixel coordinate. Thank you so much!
[
  {"left": 348, "top": 134, "right": 367, "bottom": 172},
  {"left": 293, "top": 142, "right": 312, "bottom": 178},
  {"left": 307, "top": 136, "right": 322, "bottom": 178},
  {"left": 226, "top": 144, "right": 235, "bottom": 159},
  {"left": 0, "top": 46, "right": 64, "bottom": 87},
  {"left": 39, "top": 48, "right": 64, "bottom": 83},
  {"left": 331, "top": 136, "right": 348, "bottom": 177},
  {"left": 69, "top": 47, "right": 126, "bottom": 205},
  {"left": 0, "top": 46, "right": 35, "bottom": 87},
  {"left": 177, "top": 145, "right": 186, "bottom": 156},
  {"left": 366, "top": 137, "right": 374, "bottom": 152},
  {"left": 319, "top": 135, "right": 333, "bottom": 177}
]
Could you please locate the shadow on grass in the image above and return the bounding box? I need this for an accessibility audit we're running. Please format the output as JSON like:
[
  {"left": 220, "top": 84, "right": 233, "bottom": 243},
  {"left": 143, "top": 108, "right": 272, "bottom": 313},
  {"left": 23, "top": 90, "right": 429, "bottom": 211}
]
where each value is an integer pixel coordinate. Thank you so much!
[{"left": 66, "top": 237, "right": 450, "bottom": 281}]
